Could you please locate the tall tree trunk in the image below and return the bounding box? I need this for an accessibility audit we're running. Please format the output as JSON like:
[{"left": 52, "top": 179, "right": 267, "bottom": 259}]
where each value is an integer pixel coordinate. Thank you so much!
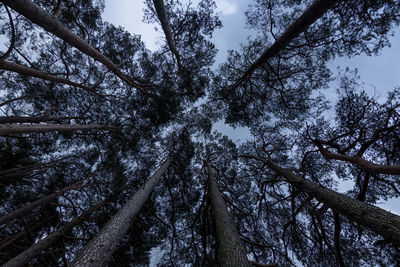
[
  {"left": 2, "top": 200, "right": 107, "bottom": 267},
  {"left": 231, "top": 0, "right": 340, "bottom": 91},
  {"left": 152, "top": 0, "right": 182, "bottom": 69},
  {"left": 1, "top": 0, "right": 145, "bottom": 91},
  {"left": 264, "top": 159, "right": 400, "bottom": 244},
  {"left": 0, "top": 124, "right": 119, "bottom": 135},
  {"left": 70, "top": 156, "right": 174, "bottom": 267},
  {"left": 0, "top": 177, "right": 89, "bottom": 226},
  {"left": 0, "top": 115, "right": 81, "bottom": 124},
  {"left": 206, "top": 161, "right": 250, "bottom": 267},
  {"left": 0, "top": 61, "right": 102, "bottom": 94}
]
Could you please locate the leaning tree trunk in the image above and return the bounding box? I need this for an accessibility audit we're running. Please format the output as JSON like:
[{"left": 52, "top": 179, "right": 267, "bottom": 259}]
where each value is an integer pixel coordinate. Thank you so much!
[
  {"left": 0, "top": 115, "right": 82, "bottom": 124},
  {"left": 0, "top": 155, "right": 76, "bottom": 180},
  {"left": 231, "top": 0, "right": 340, "bottom": 90},
  {"left": 70, "top": 156, "right": 174, "bottom": 267},
  {"left": 0, "top": 61, "right": 101, "bottom": 94},
  {"left": 152, "top": 0, "right": 182, "bottom": 69},
  {"left": 206, "top": 162, "right": 250, "bottom": 267},
  {"left": 265, "top": 159, "right": 400, "bottom": 244},
  {"left": 2, "top": 200, "right": 107, "bottom": 267},
  {"left": 0, "top": 124, "right": 119, "bottom": 135},
  {"left": 0, "top": 219, "right": 48, "bottom": 250},
  {"left": 0, "top": 177, "right": 89, "bottom": 226},
  {"left": 2, "top": 0, "right": 144, "bottom": 90}
]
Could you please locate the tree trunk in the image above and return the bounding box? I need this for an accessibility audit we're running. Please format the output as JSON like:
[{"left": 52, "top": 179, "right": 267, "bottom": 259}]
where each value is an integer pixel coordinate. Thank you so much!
[
  {"left": 0, "top": 155, "right": 76, "bottom": 180},
  {"left": 152, "top": 0, "right": 182, "bottom": 69},
  {"left": 0, "top": 218, "right": 50, "bottom": 250},
  {"left": 206, "top": 162, "right": 250, "bottom": 267},
  {"left": 70, "top": 156, "right": 173, "bottom": 267},
  {"left": 0, "top": 177, "right": 89, "bottom": 226},
  {"left": 2, "top": 0, "right": 145, "bottom": 91},
  {"left": 0, "top": 60, "right": 101, "bottom": 94},
  {"left": 0, "top": 115, "right": 81, "bottom": 124},
  {"left": 231, "top": 0, "right": 340, "bottom": 90},
  {"left": 265, "top": 159, "right": 400, "bottom": 244},
  {"left": 0, "top": 124, "right": 119, "bottom": 135},
  {"left": 2, "top": 200, "right": 107, "bottom": 267}
]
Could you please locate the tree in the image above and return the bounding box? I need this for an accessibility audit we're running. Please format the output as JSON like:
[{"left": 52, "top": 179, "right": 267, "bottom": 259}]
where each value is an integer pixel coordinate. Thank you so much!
[
  {"left": 1, "top": 0, "right": 400, "bottom": 265},
  {"left": 70, "top": 155, "right": 174, "bottom": 266},
  {"left": 206, "top": 161, "right": 250, "bottom": 267}
]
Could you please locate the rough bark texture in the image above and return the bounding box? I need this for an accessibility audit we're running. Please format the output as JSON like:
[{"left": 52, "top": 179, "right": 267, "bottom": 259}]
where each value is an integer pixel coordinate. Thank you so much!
[
  {"left": 0, "top": 124, "right": 118, "bottom": 135},
  {"left": 2, "top": 200, "right": 106, "bottom": 267},
  {"left": 207, "top": 162, "right": 250, "bottom": 267},
  {"left": 2, "top": 0, "right": 144, "bottom": 91},
  {"left": 231, "top": 0, "right": 340, "bottom": 90},
  {"left": 265, "top": 159, "right": 400, "bottom": 244},
  {"left": 0, "top": 61, "right": 101, "bottom": 94},
  {"left": 152, "top": 0, "right": 182, "bottom": 69},
  {"left": 70, "top": 156, "right": 173, "bottom": 267},
  {"left": 0, "top": 178, "right": 87, "bottom": 226}
]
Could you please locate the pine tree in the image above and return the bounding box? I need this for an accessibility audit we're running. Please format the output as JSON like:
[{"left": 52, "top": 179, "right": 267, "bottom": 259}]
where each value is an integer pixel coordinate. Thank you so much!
[{"left": 1, "top": 0, "right": 400, "bottom": 265}]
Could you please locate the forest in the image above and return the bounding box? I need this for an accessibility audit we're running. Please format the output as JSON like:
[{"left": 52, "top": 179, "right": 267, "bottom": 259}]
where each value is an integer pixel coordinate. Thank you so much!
[{"left": 0, "top": 0, "right": 400, "bottom": 266}]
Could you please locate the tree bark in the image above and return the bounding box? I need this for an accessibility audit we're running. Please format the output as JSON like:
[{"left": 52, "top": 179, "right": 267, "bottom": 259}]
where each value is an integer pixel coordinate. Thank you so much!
[
  {"left": 206, "top": 162, "right": 250, "bottom": 267},
  {"left": 315, "top": 141, "right": 400, "bottom": 175},
  {"left": 0, "top": 60, "right": 102, "bottom": 94},
  {"left": 1, "top": 0, "right": 145, "bottom": 91},
  {"left": 0, "top": 124, "right": 119, "bottom": 135},
  {"left": 0, "top": 115, "right": 81, "bottom": 124},
  {"left": 2, "top": 200, "right": 107, "bottom": 267},
  {"left": 70, "top": 156, "right": 173, "bottom": 267},
  {"left": 0, "top": 177, "right": 88, "bottom": 226},
  {"left": 264, "top": 159, "right": 400, "bottom": 244},
  {"left": 152, "top": 0, "right": 182, "bottom": 69},
  {"left": 231, "top": 0, "right": 340, "bottom": 91}
]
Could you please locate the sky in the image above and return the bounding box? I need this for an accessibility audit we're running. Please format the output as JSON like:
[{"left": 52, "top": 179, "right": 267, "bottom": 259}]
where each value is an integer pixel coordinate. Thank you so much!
[{"left": 102, "top": 0, "right": 400, "bottom": 214}]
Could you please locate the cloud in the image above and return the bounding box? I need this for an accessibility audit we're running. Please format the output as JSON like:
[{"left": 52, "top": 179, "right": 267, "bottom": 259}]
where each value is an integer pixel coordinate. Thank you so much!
[{"left": 216, "top": 0, "right": 237, "bottom": 15}]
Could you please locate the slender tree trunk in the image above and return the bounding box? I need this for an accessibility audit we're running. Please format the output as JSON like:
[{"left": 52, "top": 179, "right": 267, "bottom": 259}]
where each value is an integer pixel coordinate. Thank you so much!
[
  {"left": 0, "top": 155, "right": 76, "bottom": 180},
  {"left": 0, "top": 95, "right": 27, "bottom": 107},
  {"left": 70, "top": 156, "right": 174, "bottom": 267},
  {"left": 0, "top": 218, "right": 50, "bottom": 250},
  {"left": 0, "top": 177, "right": 89, "bottom": 226},
  {"left": 357, "top": 173, "right": 370, "bottom": 201},
  {"left": 1, "top": 0, "right": 145, "bottom": 91},
  {"left": 2, "top": 200, "right": 107, "bottom": 267},
  {"left": 333, "top": 212, "right": 345, "bottom": 267},
  {"left": 0, "top": 115, "right": 81, "bottom": 124},
  {"left": 265, "top": 159, "right": 400, "bottom": 244},
  {"left": 152, "top": 0, "right": 182, "bottom": 69},
  {"left": 231, "top": 0, "right": 340, "bottom": 91},
  {"left": 0, "top": 124, "right": 119, "bottom": 135},
  {"left": 0, "top": 61, "right": 101, "bottom": 94},
  {"left": 206, "top": 162, "right": 250, "bottom": 267}
]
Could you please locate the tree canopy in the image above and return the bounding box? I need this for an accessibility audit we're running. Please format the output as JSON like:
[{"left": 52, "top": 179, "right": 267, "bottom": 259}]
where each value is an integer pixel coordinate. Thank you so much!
[{"left": 0, "top": 0, "right": 400, "bottom": 266}]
